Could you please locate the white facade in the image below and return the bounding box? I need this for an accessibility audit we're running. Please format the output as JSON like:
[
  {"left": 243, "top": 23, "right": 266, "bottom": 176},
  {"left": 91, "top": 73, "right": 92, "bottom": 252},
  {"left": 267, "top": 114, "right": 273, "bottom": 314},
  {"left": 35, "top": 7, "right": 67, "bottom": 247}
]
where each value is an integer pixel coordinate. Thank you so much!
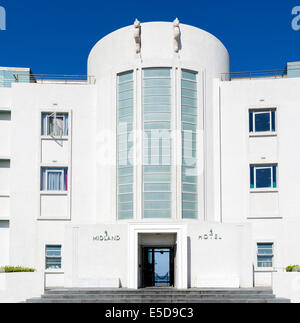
[{"left": 0, "top": 21, "right": 299, "bottom": 290}]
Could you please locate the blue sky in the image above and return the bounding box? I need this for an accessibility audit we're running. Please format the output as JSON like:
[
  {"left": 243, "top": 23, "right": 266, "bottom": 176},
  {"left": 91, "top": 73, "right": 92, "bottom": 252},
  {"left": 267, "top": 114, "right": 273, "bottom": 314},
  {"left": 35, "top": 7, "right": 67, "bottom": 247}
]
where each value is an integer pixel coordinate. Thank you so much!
[{"left": 0, "top": 0, "right": 299, "bottom": 75}]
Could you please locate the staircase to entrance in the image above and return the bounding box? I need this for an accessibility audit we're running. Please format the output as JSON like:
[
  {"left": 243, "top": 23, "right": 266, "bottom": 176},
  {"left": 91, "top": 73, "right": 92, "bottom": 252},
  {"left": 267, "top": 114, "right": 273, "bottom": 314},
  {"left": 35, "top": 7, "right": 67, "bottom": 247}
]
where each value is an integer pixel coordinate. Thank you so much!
[{"left": 26, "top": 288, "right": 290, "bottom": 303}]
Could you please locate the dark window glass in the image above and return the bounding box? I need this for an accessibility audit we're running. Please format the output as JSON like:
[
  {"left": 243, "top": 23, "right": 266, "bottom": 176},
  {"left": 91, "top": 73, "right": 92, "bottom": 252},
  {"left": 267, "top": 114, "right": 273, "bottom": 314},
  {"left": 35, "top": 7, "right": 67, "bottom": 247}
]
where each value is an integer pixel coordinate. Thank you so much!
[
  {"left": 249, "top": 111, "right": 253, "bottom": 132},
  {"left": 271, "top": 110, "right": 276, "bottom": 132},
  {"left": 255, "top": 112, "right": 270, "bottom": 132},
  {"left": 272, "top": 165, "right": 277, "bottom": 188},
  {"left": 256, "top": 168, "right": 272, "bottom": 188},
  {"left": 250, "top": 166, "right": 254, "bottom": 188}
]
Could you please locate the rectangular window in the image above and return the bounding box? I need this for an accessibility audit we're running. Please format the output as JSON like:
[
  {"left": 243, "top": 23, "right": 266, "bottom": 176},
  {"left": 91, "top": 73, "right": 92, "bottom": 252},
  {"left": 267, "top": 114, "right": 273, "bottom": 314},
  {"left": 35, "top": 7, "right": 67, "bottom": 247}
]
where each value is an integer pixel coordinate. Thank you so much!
[
  {"left": 182, "top": 69, "right": 198, "bottom": 219},
  {"left": 257, "top": 243, "right": 273, "bottom": 268},
  {"left": 41, "top": 167, "right": 68, "bottom": 191},
  {"left": 143, "top": 68, "right": 172, "bottom": 219},
  {"left": 250, "top": 164, "right": 277, "bottom": 189},
  {"left": 41, "top": 112, "right": 69, "bottom": 137},
  {"left": 0, "top": 110, "right": 11, "bottom": 121},
  {"left": 45, "top": 245, "right": 62, "bottom": 269},
  {"left": 117, "top": 71, "right": 134, "bottom": 220},
  {"left": 249, "top": 109, "right": 276, "bottom": 133}
]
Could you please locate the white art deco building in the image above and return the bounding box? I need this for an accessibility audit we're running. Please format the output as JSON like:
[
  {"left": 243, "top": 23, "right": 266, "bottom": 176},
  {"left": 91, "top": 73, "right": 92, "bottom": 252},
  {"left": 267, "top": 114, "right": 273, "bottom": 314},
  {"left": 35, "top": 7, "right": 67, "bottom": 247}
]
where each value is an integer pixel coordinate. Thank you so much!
[{"left": 1, "top": 20, "right": 300, "bottom": 289}]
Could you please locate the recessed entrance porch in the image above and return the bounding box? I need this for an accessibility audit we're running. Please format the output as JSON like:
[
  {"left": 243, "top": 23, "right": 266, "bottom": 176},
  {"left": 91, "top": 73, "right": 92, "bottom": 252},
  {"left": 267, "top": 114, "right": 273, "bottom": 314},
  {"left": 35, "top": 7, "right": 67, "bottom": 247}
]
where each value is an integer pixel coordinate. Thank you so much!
[{"left": 128, "top": 224, "right": 187, "bottom": 289}]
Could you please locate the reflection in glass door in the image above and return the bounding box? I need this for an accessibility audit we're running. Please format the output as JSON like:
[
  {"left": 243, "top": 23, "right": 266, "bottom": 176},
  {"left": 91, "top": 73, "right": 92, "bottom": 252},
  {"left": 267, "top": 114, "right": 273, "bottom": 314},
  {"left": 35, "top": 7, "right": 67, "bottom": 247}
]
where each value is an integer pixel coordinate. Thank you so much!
[{"left": 142, "top": 247, "right": 174, "bottom": 287}]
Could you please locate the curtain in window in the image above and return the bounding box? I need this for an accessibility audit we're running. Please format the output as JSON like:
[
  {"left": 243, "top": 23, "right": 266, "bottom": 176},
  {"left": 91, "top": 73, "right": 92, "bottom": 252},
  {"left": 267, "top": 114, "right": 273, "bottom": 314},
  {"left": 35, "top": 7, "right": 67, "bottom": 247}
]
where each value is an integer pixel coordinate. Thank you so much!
[
  {"left": 41, "top": 168, "right": 68, "bottom": 191},
  {"left": 64, "top": 114, "right": 69, "bottom": 136},
  {"left": 47, "top": 171, "right": 62, "bottom": 191},
  {"left": 41, "top": 113, "right": 69, "bottom": 136}
]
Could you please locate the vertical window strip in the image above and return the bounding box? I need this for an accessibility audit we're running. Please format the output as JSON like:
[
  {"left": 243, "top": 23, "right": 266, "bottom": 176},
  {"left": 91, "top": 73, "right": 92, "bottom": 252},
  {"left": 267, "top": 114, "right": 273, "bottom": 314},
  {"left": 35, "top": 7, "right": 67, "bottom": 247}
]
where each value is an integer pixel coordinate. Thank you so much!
[
  {"left": 181, "top": 70, "right": 198, "bottom": 219},
  {"left": 117, "top": 71, "right": 134, "bottom": 220},
  {"left": 143, "top": 68, "right": 172, "bottom": 219}
]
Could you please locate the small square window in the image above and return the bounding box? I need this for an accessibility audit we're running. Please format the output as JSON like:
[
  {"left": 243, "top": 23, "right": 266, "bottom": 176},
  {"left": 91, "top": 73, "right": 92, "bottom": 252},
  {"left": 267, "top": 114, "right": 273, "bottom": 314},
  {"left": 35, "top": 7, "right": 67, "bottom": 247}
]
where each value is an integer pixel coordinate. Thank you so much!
[
  {"left": 46, "top": 245, "right": 62, "bottom": 270},
  {"left": 257, "top": 243, "right": 273, "bottom": 268},
  {"left": 41, "top": 167, "right": 68, "bottom": 191},
  {"left": 249, "top": 109, "right": 276, "bottom": 133},
  {"left": 250, "top": 164, "right": 277, "bottom": 189},
  {"left": 42, "top": 112, "right": 69, "bottom": 137}
]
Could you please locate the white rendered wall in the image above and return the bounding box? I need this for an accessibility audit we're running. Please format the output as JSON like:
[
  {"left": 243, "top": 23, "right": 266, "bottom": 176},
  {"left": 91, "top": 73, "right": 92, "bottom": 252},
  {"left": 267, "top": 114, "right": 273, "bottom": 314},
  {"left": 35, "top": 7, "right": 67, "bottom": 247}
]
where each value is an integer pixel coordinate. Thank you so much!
[
  {"left": 220, "top": 77, "right": 300, "bottom": 284},
  {"left": 64, "top": 224, "right": 128, "bottom": 288},
  {"left": 0, "top": 221, "right": 9, "bottom": 266},
  {"left": 220, "top": 77, "right": 300, "bottom": 223},
  {"left": 0, "top": 160, "right": 10, "bottom": 219},
  {"left": 0, "top": 111, "right": 11, "bottom": 157},
  {"left": 9, "top": 83, "right": 97, "bottom": 270},
  {"left": 88, "top": 21, "right": 230, "bottom": 223},
  {"left": 0, "top": 88, "right": 12, "bottom": 109}
]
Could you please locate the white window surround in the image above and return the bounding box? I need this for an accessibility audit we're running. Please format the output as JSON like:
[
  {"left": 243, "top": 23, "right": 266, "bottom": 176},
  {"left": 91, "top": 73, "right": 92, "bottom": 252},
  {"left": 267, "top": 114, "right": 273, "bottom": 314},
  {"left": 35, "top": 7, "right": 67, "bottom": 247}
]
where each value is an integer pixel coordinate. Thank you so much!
[
  {"left": 39, "top": 110, "right": 72, "bottom": 221},
  {"left": 41, "top": 111, "right": 70, "bottom": 139},
  {"left": 41, "top": 167, "right": 68, "bottom": 192},
  {"left": 249, "top": 132, "right": 277, "bottom": 138},
  {"left": 249, "top": 108, "right": 276, "bottom": 136},
  {"left": 250, "top": 164, "right": 278, "bottom": 191}
]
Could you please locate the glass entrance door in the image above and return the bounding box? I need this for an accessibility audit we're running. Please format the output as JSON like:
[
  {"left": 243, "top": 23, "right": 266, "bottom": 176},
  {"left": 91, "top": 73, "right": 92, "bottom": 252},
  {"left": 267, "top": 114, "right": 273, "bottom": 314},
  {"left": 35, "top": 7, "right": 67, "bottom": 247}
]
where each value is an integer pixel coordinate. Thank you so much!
[{"left": 142, "top": 247, "right": 174, "bottom": 288}]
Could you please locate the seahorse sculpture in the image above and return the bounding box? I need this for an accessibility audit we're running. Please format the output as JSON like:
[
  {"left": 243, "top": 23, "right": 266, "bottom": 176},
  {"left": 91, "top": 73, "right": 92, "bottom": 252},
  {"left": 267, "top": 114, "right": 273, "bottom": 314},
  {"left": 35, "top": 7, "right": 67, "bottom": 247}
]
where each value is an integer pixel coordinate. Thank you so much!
[
  {"left": 173, "top": 18, "right": 180, "bottom": 53},
  {"left": 134, "top": 19, "right": 141, "bottom": 54}
]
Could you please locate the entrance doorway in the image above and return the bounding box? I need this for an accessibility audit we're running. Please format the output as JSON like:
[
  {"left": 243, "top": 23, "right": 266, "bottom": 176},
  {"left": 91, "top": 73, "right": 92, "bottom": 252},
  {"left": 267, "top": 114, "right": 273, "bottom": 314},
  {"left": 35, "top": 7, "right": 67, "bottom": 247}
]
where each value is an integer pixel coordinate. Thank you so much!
[{"left": 142, "top": 247, "right": 175, "bottom": 288}]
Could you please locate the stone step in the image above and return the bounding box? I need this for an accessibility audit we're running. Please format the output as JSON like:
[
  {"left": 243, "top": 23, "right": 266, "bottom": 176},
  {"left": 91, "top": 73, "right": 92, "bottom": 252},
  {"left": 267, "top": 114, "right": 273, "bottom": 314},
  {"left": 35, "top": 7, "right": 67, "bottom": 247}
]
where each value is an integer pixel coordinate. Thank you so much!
[
  {"left": 26, "top": 297, "right": 290, "bottom": 304},
  {"left": 25, "top": 288, "right": 290, "bottom": 303},
  {"left": 45, "top": 288, "right": 274, "bottom": 295},
  {"left": 41, "top": 293, "right": 276, "bottom": 299}
]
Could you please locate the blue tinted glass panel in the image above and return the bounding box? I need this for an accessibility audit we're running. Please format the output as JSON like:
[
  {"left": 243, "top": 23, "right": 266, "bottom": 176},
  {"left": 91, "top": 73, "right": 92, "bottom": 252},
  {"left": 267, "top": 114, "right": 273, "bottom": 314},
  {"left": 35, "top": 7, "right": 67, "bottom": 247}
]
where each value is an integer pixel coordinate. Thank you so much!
[
  {"left": 117, "top": 71, "right": 134, "bottom": 220},
  {"left": 273, "top": 165, "right": 277, "bottom": 188},
  {"left": 256, "top": 168, "right": 272, "bottom": 188},
  {"left": 255, "top": 112, "right": 270, "bottom": 132},
  {"left": 250, "top": 166, "right": 254, "bottom": 188},
  {"left": 143, "top": 68, "right": 172, "bottom": 219},
  {"left": 182, "top": 70, "right": 198, "bottom": 219},
  {"left": 271, "top": 110, "right": 276, "bottom": 132},
  {"left": 249, "top": 111, "right": 253, "bottom": 132},
  {"left": 257, "top": 243, "right": 273, "bottom": 267},
  {"left": 46, "top": 245, "right": 62, "bottom": 269}
]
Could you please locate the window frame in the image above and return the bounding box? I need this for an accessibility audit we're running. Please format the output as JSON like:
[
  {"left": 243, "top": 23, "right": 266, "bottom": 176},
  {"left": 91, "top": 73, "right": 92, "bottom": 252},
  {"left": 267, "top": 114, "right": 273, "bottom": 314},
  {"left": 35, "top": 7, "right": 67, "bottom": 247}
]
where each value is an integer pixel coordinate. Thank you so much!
[
  {"left": 41, "top": 112, "right": 69, "bottom": 137},
  {"left": 256, "top": 242, "right": 274, "bottom": 269},
  {"left": 249, "top": 108, "right": 276, "bottom": 135},
  {"left": 45, "top": 245, "right": 62, "bottom": 271},
  {"left": 250, "top": 164, "right": 278, "bottom": 190},
  {"left": 41, "top": 167, "right": 68, "bottom": 192}
]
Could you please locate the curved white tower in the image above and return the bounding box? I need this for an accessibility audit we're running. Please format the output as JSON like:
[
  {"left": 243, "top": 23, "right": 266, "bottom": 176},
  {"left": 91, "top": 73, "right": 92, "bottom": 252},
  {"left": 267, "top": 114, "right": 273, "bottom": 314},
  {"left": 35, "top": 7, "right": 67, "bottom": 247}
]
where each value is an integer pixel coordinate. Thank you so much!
[{"left": 88, "top": 21, "right": 230, "bottom": 224}]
